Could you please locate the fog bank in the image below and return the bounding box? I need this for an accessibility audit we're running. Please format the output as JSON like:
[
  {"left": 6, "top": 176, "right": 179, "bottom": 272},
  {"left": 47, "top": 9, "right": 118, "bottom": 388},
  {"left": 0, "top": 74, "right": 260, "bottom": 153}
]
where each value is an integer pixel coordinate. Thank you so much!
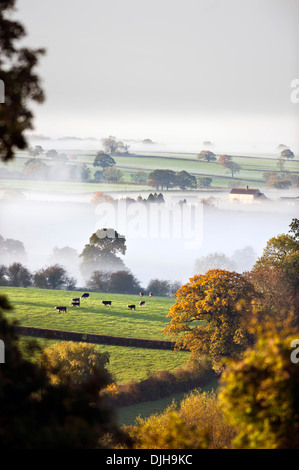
[{"left": 0, "top": 192, "right": 297, "bottom": 288}]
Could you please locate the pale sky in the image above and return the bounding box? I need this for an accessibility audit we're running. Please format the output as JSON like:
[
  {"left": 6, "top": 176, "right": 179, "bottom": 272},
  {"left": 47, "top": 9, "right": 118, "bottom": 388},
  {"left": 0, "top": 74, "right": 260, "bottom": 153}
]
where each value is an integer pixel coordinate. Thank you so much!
[{"left": 15, "top": 0, "right": 299, "bottom": 151}]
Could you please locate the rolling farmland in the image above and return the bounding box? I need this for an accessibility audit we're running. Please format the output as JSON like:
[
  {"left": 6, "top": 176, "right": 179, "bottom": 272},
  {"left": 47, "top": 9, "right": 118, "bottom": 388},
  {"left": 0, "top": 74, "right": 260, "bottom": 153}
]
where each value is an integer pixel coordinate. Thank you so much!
[
  {"left": 0, "top": 286, "right": 190, "bottom": 384},
  {"left": 1, "top": 149, "right": 298, "bottom": 195}
]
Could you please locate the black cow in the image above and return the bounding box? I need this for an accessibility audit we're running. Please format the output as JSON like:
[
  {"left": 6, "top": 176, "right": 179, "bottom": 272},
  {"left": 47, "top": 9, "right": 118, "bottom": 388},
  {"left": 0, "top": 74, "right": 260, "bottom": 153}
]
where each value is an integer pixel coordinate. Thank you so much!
[
  {"left": 139, "top": 300, "right": 146, "bottom": 307},
  {"left": 71, "top": 297, "right": 80, "bottom": 302},
  {"left": 127, "top": 304, "right": 135, "bottom": 310},
  {"left": 139, "top": 292, "right": 144, "bottom": 297},
  {"left": 102, "top": 300, "right": 112, "bottom": 306},
  {"left": 81, "top": 293, "right": 89, "bottom": 299},
  {"left": 149, "top": 292, "right": 153, "bottom": 298},
  {"left": 54, "top": 306, "right": 67, "bottom": 313},
  {"left": 71, "top": 301, "right": 80, "bottom": 307}
]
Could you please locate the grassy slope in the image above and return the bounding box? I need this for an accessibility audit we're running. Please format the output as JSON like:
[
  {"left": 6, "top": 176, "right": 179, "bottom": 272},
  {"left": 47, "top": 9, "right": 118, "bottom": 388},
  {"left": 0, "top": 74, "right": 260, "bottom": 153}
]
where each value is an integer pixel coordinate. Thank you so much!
[
  {"left": 0, "top": 286, "right": 189, "bottom": 384},
  {"left": 1, "top": 287, "right": 174, "bottom": 339},
  {"left": 116, "top": 377, "right": 220, "bottom": 426}
]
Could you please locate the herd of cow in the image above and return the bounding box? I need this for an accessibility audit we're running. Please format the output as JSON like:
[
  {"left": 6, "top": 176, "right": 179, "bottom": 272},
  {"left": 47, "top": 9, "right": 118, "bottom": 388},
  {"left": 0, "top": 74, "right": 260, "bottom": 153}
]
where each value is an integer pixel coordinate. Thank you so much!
[{"left": 54, "top": 291, "right": 153, "bottom": 314}]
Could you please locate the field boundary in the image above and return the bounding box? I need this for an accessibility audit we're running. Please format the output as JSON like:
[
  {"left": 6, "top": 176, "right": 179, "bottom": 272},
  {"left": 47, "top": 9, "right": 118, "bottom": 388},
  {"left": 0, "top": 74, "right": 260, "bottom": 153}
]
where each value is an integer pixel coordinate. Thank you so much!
[{"left": 14, "top": 325, "right": 176, "bottom": 350}]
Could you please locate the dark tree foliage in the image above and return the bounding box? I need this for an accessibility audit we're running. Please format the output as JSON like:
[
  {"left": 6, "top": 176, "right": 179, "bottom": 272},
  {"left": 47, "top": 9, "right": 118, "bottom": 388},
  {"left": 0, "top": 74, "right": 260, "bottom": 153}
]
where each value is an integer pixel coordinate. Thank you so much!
[
  {"left": 198, "top": 177, "right": 212, "bottom": 188},
  {"left": 281, "top": 148, "right": 294, "bottom": 159},
  {"left": 87, "top": 270, "right": 111, "bottom": 293},
  {"left": 0, "top": 0, "right": 45, "bottom": 161},
  {"left": 93, "top": 151, "right": 116, "bottom": 169},
  {"left": 109, "top": 270, "right": 142, "bottom": 294},
  {"left": 80, "top": 229, "right": 127, "bottom": 280},
  {"left": 225, "top": 161, "right": 241, "bottom": 178},
  {"left": 88, "top": 269, "right": 142, "bottom": 294},
  {"left": 148, "top": 169, "right": 176, "bottom": 190},
  {"left": 197, "top": 150, "right": 216, "bottom": 162},
  {"left": 33, "top": 264, "right": 76, "bottom": 290},
  {"left": 289, "top": 218, "right": 299, "bottom": 241},
  {"left": 28, "top": 145, "right": 43, "bottom": 157},
  {"left": 147, "top": 278, "right": 181, "bottom": 297},
  {"left": 175, "top": 170, "right": 197, "bottom": 190},
  {"left": 6, "top": 262, "right": 32, "bottom": 287},
  {"left": 218, "top": 155, "right": 241, "bottom": 177}
]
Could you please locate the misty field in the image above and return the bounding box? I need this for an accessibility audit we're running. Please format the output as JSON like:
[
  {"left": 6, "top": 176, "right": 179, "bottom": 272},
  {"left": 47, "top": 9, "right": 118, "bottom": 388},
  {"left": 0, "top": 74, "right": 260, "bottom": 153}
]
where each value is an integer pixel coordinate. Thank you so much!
[
  {"left": 1, "top": 149, "right": 298, "bottom": 195},
  {"left": 0, "top": 286, "right": 189, "bottom": 383}
]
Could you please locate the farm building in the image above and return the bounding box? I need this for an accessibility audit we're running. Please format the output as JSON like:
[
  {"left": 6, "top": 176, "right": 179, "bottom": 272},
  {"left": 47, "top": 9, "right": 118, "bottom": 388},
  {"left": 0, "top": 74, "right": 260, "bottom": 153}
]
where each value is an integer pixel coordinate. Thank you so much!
[{"left": 229, "top": 186, "right": 267, "bottom": 204}]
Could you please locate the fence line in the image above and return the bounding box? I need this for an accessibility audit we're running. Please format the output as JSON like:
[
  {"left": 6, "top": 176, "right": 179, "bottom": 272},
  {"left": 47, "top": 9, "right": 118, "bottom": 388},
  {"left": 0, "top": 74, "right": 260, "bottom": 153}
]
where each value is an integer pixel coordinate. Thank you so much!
[{"left": 14, "top": 325, "right": 176, "bottom": 350}]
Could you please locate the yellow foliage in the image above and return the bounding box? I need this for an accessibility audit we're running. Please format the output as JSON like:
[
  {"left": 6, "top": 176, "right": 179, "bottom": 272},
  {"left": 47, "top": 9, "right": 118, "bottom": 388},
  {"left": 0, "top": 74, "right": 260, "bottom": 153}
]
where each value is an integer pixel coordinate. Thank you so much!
[
  {"left": 105, "top": 382, "right": 119, "bottom": 395},
  {"left": 129, "top": 407, "right": 209, "bottom": 449},
  {"left": 90, "top": 192, "right": 114, "bottom": 205},
  {"left": 178, "top": 390, "right": 236, "bottom": 449},
  {"left": 40, "top": 341, "right": 110, "bottom": 386},
  {"left": 128, "top": 389, "right": 236, "bottom": 449},
  {"left": 164, "top": 269, "right": 257, "bottom": 371},
  {"left": 219, "top": 322, "right": 299, "bottom": 449}
]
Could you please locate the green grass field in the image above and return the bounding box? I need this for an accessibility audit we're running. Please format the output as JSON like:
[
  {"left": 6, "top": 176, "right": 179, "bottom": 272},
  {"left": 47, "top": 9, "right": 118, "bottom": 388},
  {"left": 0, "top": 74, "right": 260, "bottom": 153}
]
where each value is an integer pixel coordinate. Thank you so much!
[
  {"left": 1, "top": 149, "right": 298, "bottom": 194},
  {"left": 0, "top": 286, "right": 189, "bottom": 384}
]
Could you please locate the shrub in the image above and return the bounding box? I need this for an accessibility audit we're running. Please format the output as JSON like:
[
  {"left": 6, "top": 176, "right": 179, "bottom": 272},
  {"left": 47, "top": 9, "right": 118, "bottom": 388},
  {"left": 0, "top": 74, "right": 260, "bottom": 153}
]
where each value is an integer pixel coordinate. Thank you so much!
[
  {"left": 179, "top": 390, "right": 236, "bottom": 449},
  {"left": 126, "top": 388, "right": 235, "bottom": 449},
  {"left": 102, "top": 358, "right": 216, "bottom": 407},
  {"left": 129, "top": 409, "right": 209, "bottom": 449},
  {"left": 219, "top": 320, "right": 299, "bottom": 449},
  {"left": 34, "top": 264, "right": 76, "bottom": 290}
]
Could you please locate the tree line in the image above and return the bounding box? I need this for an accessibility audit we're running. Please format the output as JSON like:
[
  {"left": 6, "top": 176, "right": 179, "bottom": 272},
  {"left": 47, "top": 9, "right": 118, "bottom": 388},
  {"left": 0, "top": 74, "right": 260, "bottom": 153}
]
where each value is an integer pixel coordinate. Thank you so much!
[
  {"left": 0, "top": 262, "right": 180, "bottom": 297},
  {"left": 3, "top": 142, "right": 298, "bottom": 189},
  {"left": 0, "top": 263, "right": 76, "bottom": 290},
  {"left": 0, "top": 229, "right": 181, "bottom": 296},
  {"left": 88, "top": 270, "right": 180, "bottom": 297}
]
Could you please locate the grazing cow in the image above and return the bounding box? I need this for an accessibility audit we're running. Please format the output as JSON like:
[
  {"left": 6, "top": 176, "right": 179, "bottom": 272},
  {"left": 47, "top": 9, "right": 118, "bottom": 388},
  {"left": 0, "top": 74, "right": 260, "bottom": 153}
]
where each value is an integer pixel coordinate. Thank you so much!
[
  {"left": 139, "top": 292, "right": 144, "bottom": 297},
  {"left": 127, "top": 304, "right": 136, "bottom": 310},
  {"left": 71, "top": 297, "right": 80, "bottom": 302},
  {"left": 101, "top": 300, "right": 112, "bottom": 306},
  {"left": 71, "top": 301, "right": 80, "bottom": 307},
  {"left": 81, "top": 293, "right": 90, "bottom": 299},
  {"left": 54, "top": 306, "right": 67, "bottom": 313},
  {"left": 149, "top": 292, "right": 153, "bottom": 298},
  {"left": 139, "top": 300, "right": 146, "bottom": 307}
]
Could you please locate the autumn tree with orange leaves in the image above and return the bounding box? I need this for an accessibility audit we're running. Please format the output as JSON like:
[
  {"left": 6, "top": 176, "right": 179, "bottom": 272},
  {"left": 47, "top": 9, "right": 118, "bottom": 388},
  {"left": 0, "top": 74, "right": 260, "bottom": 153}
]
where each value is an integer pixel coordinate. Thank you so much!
[{"left": 163, "top": 270, "right": 258, "bottom": 371}]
